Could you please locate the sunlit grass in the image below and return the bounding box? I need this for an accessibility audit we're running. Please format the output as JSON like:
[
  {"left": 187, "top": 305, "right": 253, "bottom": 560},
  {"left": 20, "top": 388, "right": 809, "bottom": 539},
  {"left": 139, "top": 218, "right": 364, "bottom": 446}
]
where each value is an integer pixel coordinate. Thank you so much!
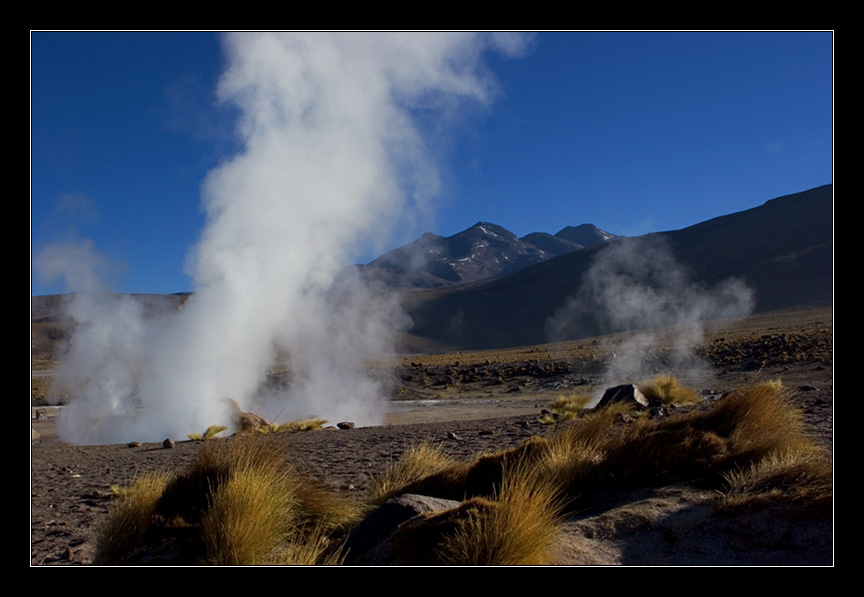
[
  {"left": 95, "top": 471, "right": 174, "bottom": 565},
  {"left": 96, "top": 435, "right": 360, "bottom": 565},
  {"left": 639, "top": 374, "right": 702, "bottom": 406},
  {"left": 188, "top": 424, "right": 228, "bottom": 441},
  {"left": 257, "top": 418, "right": 330, "bottom": 434},
  {"left": 435, "top": 464, "right": 565, "bottom": 565},
  {"left": 540, "top": 394, "right": 592, "bottom": 423},
  {"left": 368, "top": 439, "right": 464, "bottom": 506},
  {"left": 378, "top": 380, "right": 831, "bottom": 557}
]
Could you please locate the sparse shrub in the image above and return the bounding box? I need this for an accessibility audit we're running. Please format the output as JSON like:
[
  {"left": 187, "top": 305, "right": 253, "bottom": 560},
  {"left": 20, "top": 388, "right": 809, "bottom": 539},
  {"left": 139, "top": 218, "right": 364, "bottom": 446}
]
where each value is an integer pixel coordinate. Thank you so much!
[{"left": 639, "top": 374, "right": 701, "bottom": 406}]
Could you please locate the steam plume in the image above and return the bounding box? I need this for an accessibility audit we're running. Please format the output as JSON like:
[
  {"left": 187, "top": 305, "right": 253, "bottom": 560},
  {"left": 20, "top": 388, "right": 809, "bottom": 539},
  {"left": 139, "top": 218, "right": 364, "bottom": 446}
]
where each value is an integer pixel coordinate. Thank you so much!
[
  {"left": 43, "top": 32, "right": 529, "bottom": 444},
  {"left": 546, "top": 236, "right": 755, "bottom": 400}
]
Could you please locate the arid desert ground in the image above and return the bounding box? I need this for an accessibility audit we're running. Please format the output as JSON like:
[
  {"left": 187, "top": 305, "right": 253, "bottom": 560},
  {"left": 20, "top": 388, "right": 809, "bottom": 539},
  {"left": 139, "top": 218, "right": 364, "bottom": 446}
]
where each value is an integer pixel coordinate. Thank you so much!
[{"left": 31, "top": 307, "right": 832, "bottom": 565}]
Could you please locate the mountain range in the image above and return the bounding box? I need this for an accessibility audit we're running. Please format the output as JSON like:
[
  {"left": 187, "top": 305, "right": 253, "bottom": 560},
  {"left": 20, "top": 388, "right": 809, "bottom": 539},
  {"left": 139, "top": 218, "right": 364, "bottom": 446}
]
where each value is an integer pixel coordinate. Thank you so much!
[
  {"left": 357, "top": 222, "right": 617, "bottom": 288},
  {"left": 31, "top": 184, "right": 833, "bottom": 355},
  {"left": 403, "top": 184, "right": 833, "bottom": 350}
]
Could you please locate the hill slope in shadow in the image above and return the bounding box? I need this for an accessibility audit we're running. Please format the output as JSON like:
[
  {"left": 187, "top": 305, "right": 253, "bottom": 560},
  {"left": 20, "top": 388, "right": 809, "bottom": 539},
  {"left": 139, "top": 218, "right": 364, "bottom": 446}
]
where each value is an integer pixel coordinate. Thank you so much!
[{"left": 405, "top": 185, "right": 833, "bottom": 350}]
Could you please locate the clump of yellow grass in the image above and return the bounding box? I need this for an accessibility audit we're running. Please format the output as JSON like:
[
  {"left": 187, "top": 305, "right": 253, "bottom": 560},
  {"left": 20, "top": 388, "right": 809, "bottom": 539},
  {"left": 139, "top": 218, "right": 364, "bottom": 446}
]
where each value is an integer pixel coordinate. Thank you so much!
[
  {"left": 387, "top": 460, "right": 565, "bottom": 565},
  {"left": 95, "top": 471, "right": 174, "bottom": 565},
  {"left": 540, "top": 394, "right": 593, "bottom": 423},
  {"left": 96, "top": 434, "right": 361, "bottom": 565},
  {"left": 368, "top": 439, "right": 466, "bottom": 505},
  {"left": 639, "top": 374, "right": 702, "bottom": 406},
  {"left": 435, "top": 463, "right": 565, "bottom": 565}
]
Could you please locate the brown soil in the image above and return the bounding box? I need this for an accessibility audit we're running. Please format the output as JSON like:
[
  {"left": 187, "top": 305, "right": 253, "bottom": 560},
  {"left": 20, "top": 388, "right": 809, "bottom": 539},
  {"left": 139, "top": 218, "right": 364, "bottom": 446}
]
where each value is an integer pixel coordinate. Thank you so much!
[{"left": 30, "top": 307, "right": 833, "bottom": 565}]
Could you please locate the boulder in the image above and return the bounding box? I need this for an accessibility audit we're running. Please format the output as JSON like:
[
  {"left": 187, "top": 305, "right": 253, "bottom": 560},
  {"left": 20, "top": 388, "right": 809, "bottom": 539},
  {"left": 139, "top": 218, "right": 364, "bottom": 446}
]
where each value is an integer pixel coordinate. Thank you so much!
[
  {"left": 341, "top": 494, "right": 460, "bottom": 565},
  {"left": 595, "top": 384, "right": 650, "bottom": 410}
]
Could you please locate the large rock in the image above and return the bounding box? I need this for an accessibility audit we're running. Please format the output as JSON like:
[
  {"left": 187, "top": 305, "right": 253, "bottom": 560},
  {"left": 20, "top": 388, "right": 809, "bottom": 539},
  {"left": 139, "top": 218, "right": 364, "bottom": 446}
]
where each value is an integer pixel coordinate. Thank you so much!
[
  {"left": 595, "top": 384, "right": 650, "bottom": 410},
  {"left": 341, "top": 494, "right": 460, "bottom": 565}
]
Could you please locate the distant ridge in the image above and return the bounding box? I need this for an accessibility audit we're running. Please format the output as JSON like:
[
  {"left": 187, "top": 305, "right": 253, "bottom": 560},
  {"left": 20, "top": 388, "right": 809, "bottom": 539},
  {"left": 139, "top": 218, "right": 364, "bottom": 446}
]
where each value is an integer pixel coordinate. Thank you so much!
[
  {"left": 357, "top": 221, "right": 617, "bottom": 289},
  {"left": 31, "top": 185, "right": 833, "bottom": 356},
  {"left": 554, "top": 223, "right": 617, "bottom": 247}
]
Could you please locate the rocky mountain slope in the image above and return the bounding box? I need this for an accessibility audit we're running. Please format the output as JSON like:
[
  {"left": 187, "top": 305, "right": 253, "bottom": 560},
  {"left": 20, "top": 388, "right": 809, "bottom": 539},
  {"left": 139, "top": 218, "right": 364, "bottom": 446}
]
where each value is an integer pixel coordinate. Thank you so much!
[{"left": 357, "top": 222, "right": 616, "bottom": 288}]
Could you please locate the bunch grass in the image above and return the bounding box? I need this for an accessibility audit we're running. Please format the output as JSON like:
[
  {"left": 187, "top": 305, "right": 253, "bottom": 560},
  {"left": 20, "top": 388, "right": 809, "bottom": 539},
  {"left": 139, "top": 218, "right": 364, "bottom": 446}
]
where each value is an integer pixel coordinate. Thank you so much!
[
  {"left": 436, "top": 463, "right": 565, "bottom": 565},
  {"left": 368, "top": 439, "right": 465, "bottom": 505},
  {"left": 96, "top": 434, "right": 360, "bottom": 565},
  {"left": 257, "top": 418, "right": 330, "bottom": 434},
  {"left": 540, "top": 394, "right": 592, "bottom": 423},
  {"left": 188, "top": 424, "right": 228, "bottom": 441},
  {"left": 95, "top": 471, "right": 174, "bottom": 565},
  {"left": 639, "top": 374, "right": 702, "bottom": 406}
]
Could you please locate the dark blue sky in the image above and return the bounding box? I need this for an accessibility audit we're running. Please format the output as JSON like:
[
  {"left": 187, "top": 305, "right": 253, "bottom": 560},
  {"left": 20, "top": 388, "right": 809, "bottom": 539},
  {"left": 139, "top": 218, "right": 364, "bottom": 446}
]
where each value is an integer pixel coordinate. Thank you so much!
[{"left": 31, "top": 31, "right": 833, "bottom": 296}]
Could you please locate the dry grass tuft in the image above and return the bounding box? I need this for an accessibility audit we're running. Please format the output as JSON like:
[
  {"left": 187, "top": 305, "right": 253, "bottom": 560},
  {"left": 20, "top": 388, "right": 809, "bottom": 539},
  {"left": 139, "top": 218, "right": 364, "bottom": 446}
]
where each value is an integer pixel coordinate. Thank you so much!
[
  {"left": 94, "top": 471, "right": 174, "bottom": 565},
  {"left": 254, "top": 418, "right": 329, "bottom": 435},
  {"left": 274, "top": 418, "right": 329, "bottom": 433},
  {"left": 201, "top": 465, "right": 298, "bottom": 565},
  {"left": 540, "top": 394, "right": 593, "bottom": 422},
  {"left": 270, "top": 524, "right": 347, "bottom": 565},
  {"left": 188, "top": 424, "right": 229, "bottom": 441},
  {"left": 97, "top": 435, "right": 360, "bottom": 565},
  {"left": 435, "top": 464, "right": 565, "bottom": 565},
  {"left": 545, "top": 380, "right": 832, "bottom": 508},
  {"left": 719, "top": 449, "right": 833, "bottom": 515},
  {"left": 704, "top": 380, "right": 814, "bottom": 463},
  {"left": 639, "top": 374, "right": 702, "bottom": 406},
  {"left": 368, "top": 440, "right": 466, "bottom": 505},
  {"left": 390, "top": 462, "right": 565, "bottom": 565}
]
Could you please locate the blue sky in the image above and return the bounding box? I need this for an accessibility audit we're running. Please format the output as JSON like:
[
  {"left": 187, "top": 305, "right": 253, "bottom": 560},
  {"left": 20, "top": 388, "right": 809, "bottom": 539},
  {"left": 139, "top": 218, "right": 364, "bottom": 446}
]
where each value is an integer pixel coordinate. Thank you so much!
[{"left": 30, "top": 31, "right": 833, "bottom": 296}]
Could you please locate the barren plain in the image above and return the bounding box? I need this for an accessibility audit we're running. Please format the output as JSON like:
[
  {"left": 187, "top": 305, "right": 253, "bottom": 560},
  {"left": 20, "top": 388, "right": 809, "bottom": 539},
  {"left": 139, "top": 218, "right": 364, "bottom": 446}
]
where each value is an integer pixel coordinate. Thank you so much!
[{"left": 30, "top": 307, "right": 833, "bottom": 565}]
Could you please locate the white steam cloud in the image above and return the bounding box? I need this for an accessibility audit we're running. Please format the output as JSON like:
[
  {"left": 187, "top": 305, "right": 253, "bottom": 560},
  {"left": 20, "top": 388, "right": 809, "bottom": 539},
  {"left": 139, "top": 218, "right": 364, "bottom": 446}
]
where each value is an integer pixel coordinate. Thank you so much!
[
  {"left": 546, "top": 236, "right": 755, "bottom": 400},
  {"left": 42, "top": 32, "right": 529, "bottom": 444}
]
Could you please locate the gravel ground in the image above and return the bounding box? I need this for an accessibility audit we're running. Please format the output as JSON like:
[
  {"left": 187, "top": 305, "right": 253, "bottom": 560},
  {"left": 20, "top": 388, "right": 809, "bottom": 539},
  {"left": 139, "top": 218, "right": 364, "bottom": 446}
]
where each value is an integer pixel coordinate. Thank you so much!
[{"left": 31, "top": 307, "right": 833, "bottom": 565}]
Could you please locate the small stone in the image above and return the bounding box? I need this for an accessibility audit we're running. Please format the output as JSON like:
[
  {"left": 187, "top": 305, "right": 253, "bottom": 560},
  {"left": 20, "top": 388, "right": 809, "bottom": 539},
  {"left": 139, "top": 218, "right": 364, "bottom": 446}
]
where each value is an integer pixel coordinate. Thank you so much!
[{"left": 162, "top": 438, "right": 175, "bottom": 449}]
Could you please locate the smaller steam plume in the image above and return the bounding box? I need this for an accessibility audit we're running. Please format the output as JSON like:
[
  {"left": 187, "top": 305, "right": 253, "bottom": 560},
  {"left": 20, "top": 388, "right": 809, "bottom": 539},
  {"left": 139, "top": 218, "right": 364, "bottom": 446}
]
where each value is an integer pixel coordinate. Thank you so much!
[{"left": 546, "top": 236, "right": 755, "bottom": 401}]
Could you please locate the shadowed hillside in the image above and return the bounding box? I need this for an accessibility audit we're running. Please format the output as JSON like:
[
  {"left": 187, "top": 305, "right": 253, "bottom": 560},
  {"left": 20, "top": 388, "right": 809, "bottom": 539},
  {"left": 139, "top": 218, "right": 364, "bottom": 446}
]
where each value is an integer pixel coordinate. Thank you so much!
[{"left": 405, "top": 185, "right": 833, "bottom": 350}]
